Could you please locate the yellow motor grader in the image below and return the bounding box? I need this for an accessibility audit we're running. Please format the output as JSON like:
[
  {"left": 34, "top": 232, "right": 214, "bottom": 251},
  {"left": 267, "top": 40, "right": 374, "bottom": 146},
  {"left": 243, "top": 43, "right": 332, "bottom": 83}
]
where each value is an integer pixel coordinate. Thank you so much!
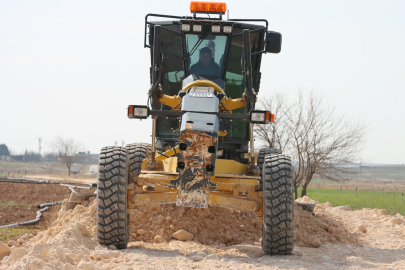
[{"left": 96, "top": 1, "right": 294, "bottom": 255}]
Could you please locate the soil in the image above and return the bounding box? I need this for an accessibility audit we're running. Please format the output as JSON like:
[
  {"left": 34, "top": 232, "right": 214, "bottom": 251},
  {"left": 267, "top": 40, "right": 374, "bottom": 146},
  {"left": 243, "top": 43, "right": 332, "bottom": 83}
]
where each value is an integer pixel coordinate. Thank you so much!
[
  {"left": 1, "top": 191, "right": 405, "bottom": 269},
  {"left": 128, "top": 201, "right": 358, "bottom": 248},
  {"left": 129, "top": 205, "right": 261, "bottom": 245},
  {"left": 0, "top": 182, "right": 74, "bottom": 227}
]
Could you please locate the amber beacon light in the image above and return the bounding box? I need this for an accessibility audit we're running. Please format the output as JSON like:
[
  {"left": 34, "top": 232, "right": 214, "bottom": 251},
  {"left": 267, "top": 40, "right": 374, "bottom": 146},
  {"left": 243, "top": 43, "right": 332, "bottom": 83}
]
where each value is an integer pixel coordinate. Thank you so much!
[{"left": 190, "top": 1, "right": 227, "bottom": 14}]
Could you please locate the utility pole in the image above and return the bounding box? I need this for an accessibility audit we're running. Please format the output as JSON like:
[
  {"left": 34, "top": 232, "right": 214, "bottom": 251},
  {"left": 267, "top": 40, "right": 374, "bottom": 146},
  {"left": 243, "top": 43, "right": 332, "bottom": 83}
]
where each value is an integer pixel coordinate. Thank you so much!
[
  {"left": 38, "top": 138, "right": 42, "bottom": 156},
  {"left": 359, "top": 159, "right": 362, "bottom": 179}
]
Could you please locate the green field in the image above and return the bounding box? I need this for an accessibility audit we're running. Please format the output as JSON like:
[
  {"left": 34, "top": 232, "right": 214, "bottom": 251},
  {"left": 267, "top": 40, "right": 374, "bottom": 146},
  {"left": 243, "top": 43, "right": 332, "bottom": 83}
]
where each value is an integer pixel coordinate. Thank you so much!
[
  {"left": 297, "top": 187, "right": 405, "bottom": 216},
  {"left": 0, "top": 227, "right": 38, "bottom": 243}
]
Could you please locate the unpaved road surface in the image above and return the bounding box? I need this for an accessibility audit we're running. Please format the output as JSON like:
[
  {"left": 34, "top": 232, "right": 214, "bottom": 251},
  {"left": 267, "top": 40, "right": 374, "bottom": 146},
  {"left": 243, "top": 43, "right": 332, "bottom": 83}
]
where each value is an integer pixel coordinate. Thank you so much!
[{"left": 1, "top": 196, "right": 405, "bottom": 269}]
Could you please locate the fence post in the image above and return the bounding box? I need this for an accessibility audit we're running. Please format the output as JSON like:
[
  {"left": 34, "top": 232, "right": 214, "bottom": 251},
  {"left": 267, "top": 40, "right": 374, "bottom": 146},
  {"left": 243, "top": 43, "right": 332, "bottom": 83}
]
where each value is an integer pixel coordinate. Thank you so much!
[
  {"left": 402, "top": 193, "right": 404, "bottom": 205},
  {"left": 356, "top": 187, "right": 358, "bottom": 199},
  {"left": 340, "top": 186, "right": 342, "bottom": 196},
  {"left": 318, "top": 183, "right": 320, "bottom": 193}
]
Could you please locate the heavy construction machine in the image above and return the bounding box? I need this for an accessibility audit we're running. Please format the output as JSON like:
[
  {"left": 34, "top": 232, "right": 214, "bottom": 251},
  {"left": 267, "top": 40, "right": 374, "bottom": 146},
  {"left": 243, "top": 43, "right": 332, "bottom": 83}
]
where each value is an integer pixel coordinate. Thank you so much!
[{"left": 96, "top": 1, "right": 294, "bottom": 255}]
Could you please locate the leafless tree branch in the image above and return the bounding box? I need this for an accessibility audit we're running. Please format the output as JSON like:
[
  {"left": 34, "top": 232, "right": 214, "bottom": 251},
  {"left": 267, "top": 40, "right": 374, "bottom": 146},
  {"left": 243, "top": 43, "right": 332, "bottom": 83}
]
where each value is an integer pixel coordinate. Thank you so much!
[
  {"left": 51, "top": 136, "right": 84, "bottom": 176},
  {"left": 256, "top": 91, "right": 368, "bottom": 198}
]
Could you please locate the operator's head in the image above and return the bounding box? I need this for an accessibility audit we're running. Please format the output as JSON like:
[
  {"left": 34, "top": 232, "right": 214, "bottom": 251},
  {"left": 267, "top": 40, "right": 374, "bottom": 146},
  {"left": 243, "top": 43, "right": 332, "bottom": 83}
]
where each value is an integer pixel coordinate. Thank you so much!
[{"left": 199, "top": 47, "right": 212, "bottom": 68}]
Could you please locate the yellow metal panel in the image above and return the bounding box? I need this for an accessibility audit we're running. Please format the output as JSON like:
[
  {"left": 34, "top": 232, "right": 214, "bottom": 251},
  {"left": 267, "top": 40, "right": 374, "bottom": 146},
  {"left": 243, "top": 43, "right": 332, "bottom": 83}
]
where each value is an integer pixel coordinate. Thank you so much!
[
  {"left": 155, "top": 148, "right": 179, "bottom": 161},
  {"left": 214, "top": 174, "right": 260, "bottom": 180},
  {"left": 141, "top": 159, "right": 164, "bottom": 171},
  {"left": 140, "top": 171, "right": 178, "bottom": 176},
  {"left": 212, "top": 176, "right": 258, "bottom": 186},
  {"left": 163, "top": 157, "right": 177, "bottom": 172},
  {"left": 214, "top": 159, "right": 248, "bottom": 175},
  {"left": 159, "top": 94, "right": 182, "bottom": 109},
  {"left": 141, "top": 157, "right": 178, "bottom": 172},
  {"left": 220, "top": 98, "right": 247, "bottom": 111},
  {"left": 138, "top": 173, "right": 177, "bottom": 184},
  {"left": 215, "top": 183, "right": 250, "bottom": 193}
]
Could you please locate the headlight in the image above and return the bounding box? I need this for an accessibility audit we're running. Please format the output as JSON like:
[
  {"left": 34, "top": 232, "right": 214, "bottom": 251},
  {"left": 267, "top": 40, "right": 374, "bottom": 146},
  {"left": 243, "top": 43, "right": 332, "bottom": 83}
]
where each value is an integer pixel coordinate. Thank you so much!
[
  {"left": 193, "top": 24, "right": 202, "bottom": 32},
  {"left": 223, "top": 25, "right": 232, "bottom": 33},
  {"left": 250, "top": 110, "right": 273, "bottom": 124},
  {"left": 251, "top": 112, "right": 265, "bottom": 123},
  {"left": 211, "top": 25, "right": 221, "bottom": 33},
  {"left": 128, "top": 105, "right": 149, "bottom": 119},
  {"left": 135, "top": 107, "right": 148, "bottom": 118},
  {"left": 181, "top": 24, "right": 191, "bottom": 32}
]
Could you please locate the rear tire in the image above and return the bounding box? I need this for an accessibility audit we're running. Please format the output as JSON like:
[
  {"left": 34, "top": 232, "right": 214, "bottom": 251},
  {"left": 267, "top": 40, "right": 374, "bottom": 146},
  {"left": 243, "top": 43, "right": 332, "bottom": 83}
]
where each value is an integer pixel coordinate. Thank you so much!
[
  {"left": 96, "top": 146, "right": 129, "bottom": 249},
  {"left": 262, "top": 154, "right": 294, "bottom": 255},
  {"left": 126, "top": 143, "right": 152, "bottom": 183},
  {"left": 258, "top": 148, "right": 281, "bottom": 179}
]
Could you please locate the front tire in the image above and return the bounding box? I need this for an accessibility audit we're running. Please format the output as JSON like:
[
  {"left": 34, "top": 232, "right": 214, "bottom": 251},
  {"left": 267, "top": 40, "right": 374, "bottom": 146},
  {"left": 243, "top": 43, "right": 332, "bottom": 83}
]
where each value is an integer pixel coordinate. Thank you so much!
[
  {"left": 262, "top": 154, "right": 294, "bottom": 255},
  {"left": 96, "top": 146, "right": 129, "bottom": 249}
]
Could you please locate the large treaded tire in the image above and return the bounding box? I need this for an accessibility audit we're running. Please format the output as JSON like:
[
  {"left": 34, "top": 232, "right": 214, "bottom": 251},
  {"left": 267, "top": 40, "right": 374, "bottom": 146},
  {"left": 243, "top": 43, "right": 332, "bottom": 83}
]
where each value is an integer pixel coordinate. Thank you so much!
[
  {"left": 126, "top": 143, "right": 151, "bottom": 183},
  {"left": 96, "top": 146, "right": 129, "bottom": 249},
  {"left": 262, "top": 154, "right": 294, "bottom": 255},
  {"left": 258, "top": 148, "right": 281, "bottom": 179}
]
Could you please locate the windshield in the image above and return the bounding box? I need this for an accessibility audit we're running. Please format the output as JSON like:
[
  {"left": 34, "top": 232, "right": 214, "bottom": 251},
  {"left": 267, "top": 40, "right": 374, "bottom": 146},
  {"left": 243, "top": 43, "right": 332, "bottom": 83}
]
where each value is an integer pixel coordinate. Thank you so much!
[{"left": 186, "top": 34, "right": 227, "bottom": 78}]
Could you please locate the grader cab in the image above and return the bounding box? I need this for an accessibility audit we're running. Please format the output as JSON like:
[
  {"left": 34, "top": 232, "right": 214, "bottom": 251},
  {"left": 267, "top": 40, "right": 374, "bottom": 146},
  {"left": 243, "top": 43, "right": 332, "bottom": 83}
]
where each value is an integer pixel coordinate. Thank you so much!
[{"left": 96, "top": 1, "right": 294, "bottom": 255}]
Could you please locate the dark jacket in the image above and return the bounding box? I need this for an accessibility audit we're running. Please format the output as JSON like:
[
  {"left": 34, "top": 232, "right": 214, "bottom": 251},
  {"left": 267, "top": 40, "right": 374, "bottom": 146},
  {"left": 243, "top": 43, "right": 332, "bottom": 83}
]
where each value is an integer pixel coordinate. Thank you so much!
[{"left": 189, "top": 58, "right": 221, "bottom": 77}]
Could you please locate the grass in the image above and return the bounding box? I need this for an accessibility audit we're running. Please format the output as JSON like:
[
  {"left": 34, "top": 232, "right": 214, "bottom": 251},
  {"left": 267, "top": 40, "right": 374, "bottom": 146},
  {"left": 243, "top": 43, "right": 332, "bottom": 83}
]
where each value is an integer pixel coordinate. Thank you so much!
[
  {"left": 0, "top": 202, "right": 36, "bottom": 207},
  {"left": 0, "top": 227, "right": 38, "bottom": 243},
  {"left": 297, "top": 187, "right": 405, "bottom": 216}
]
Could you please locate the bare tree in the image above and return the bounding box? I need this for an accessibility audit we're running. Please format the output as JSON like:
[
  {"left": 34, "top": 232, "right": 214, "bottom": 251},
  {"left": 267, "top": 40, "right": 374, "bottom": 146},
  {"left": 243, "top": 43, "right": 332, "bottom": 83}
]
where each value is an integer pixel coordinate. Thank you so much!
[
  {"left": 255, "top": 91, "right": 367, "bottom": 198},
  {"left": 51, "top": 137, "right": 84, "bottom": 176},
  {"left": 255, "top": 92, "right": 292, "bottom": 153}
]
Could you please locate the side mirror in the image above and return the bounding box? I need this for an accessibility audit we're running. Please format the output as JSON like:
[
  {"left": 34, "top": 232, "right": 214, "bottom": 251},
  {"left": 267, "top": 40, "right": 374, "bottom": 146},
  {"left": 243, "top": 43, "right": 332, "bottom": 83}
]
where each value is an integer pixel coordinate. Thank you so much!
[{"left": 266, "top": 31, "right": 282, "bottom": 54}]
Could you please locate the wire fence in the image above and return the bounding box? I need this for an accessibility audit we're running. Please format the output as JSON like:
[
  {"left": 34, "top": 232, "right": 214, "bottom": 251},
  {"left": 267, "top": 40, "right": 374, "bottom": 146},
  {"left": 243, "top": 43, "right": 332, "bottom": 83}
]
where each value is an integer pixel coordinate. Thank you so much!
[
  {"left": 305, "top": 183, "right": 405, "bottom": 205},
  {"left": 0, "top": 170, "right": 28, "bottom": 179},
  {"left": 308, "top": 183, "right": 405, "bottom": 193}
]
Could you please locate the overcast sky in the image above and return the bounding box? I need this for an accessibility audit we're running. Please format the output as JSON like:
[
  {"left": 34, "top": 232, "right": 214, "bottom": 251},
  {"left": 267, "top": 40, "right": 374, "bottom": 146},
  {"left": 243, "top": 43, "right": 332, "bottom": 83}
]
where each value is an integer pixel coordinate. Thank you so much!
[{"left": 1, "top": 0, "right": 404, "bottom": 164}]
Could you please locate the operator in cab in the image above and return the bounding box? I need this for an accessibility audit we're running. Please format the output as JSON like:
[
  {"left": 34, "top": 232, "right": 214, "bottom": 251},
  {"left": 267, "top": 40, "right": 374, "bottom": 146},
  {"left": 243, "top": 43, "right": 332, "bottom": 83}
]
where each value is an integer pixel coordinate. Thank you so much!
[{"left": 189, "top": 47, "right": 221, "bottom": 77}]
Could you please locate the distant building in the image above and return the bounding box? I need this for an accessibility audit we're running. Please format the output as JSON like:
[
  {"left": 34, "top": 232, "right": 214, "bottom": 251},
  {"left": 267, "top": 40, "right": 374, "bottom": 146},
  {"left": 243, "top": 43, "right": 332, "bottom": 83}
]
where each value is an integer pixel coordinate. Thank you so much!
[
  {"left": 9, "top": 155, "right": 41, "bottom": 162},
  {"left": 74, "top": 151, "right": 99, "bottom": 164},
  {"left": 71, "top": 165, "right": 81, "bottom": 174}
]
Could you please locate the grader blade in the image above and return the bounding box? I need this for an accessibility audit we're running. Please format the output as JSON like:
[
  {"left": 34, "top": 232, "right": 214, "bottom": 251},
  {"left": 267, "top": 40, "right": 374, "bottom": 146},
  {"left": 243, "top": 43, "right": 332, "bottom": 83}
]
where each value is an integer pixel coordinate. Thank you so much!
[{"left": 171, "top": 112, "right": 218, "bottom": 207}]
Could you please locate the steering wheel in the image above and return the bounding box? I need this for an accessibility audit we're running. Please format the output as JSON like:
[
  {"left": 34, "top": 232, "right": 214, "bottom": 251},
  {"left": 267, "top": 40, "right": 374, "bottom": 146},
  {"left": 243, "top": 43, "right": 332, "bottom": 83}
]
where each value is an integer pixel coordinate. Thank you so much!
[{"left": 181, "top": 80, "right": 225, "bottom": 95}]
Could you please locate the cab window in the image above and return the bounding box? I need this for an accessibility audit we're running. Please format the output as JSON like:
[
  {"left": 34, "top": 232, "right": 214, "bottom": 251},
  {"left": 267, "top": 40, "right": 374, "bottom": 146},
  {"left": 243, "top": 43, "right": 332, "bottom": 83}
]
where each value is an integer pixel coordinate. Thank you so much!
[{"left": 186, "top": 34, "right": 227, "bottom": 77}]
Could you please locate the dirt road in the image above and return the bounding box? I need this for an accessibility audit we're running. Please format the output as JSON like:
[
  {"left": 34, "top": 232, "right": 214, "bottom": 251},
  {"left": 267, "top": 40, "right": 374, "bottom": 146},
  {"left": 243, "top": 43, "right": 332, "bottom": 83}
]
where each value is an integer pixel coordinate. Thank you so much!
[{"left": 1, "top": 197, "right": 405, "bottom": 269}]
